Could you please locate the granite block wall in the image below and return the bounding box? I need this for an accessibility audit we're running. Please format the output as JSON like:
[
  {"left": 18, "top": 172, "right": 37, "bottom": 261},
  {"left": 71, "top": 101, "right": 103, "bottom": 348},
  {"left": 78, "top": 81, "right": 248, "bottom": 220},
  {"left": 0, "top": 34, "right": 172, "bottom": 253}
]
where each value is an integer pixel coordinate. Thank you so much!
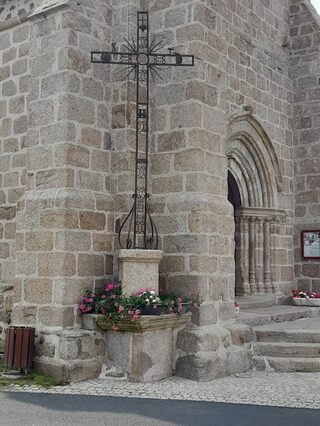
[
  {"left": 144, "top": 0, "right": 294, "bottom": 314},
  {"left": 0, "top": 0, "right": 319, "bottom": 381},
  {"left": 0, "top": 1, "right": 113, "bottom": 378},
  {"left": 291, "top": 0, "right": 320, "bottom": 292},
  {"left": 0, "top": 1, "right": 37, "bottom": 333}
]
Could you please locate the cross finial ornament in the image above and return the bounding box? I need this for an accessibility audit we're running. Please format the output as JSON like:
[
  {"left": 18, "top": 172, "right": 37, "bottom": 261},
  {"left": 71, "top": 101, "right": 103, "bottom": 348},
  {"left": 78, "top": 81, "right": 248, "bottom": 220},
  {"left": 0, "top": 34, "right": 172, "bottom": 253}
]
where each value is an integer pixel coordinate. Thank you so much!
[{"left": 91, "top": 11, "right": 194, "bottom": 250}]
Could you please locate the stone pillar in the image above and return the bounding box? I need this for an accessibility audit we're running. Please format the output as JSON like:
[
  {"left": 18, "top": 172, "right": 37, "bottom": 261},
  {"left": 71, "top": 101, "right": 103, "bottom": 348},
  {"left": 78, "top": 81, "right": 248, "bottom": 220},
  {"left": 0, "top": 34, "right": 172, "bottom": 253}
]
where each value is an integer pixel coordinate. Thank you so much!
[
  {"left": 270, "top": 216, "right": 286, "bottom": 294},
  {"left": 234, "top": 216, "right": 241, "bottom": 294},
  {"left": 248, "top": 217, "right": 257, "bottom": 294},
  {"left": 148, "top": 0, "right": 235, "bottom": 328},
  {"left": 241, "top": 217, "right": 250, "bottom": 295},
  {"left": 117, "top": 249, "right": 163, "bottom": 295},
  {"left": 11, "top": 1, "right": 114, "bottom": 381},
  {"left": 263, "top": 218, "right": 273, "bottom": 293},
  {"left": 235, "top": 216, "right": 250, "bottom": 296},
  {"left": 255, "top": 218, "right": 264, "bottom": 294},
  {"left": 145, "top": 0, "right": 254, "bottom": 382}
]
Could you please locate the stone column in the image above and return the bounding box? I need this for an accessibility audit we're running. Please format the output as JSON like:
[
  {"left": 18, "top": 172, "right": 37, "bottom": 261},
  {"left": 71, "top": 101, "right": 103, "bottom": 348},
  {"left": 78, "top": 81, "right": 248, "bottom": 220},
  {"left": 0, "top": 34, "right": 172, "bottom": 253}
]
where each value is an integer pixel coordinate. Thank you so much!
[
  {"left": 235, "top": 215, "right": 250, "bottom": 296},
  {"left": 255, "top": 218, "right": 264, "bottom": 294},
  {"left": 263, "top": 218, "right": 273, "bottom": 293},
  {"left": 241, "top": 217, "right": 250, "bottom": 295},
  {"left": 270, "top": 216, "right": 283, "bottom": 293},
  {"left": 234, "top": 216, "right": 241, "bottom": 294},
  {"left": 153, "top": 0, "right": 252, "bottom": 382},
  {"left": 248, "top": 217, "right": 257, "bottom": 294},
  {"left": 148, "top": 0, "right": 235, "bottom": 327}
]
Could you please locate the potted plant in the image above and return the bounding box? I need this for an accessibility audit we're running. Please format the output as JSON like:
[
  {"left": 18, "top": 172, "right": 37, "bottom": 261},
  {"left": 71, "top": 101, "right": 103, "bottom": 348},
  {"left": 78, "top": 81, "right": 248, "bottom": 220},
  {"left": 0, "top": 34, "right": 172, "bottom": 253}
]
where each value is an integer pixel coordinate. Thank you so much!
[
  {"left": 291, "top": 289, "right": 320, "bottom": 307},
  {"left": 132, "top": 289, "right": 197, "bottom": 316},
  {"left": 133, "top": 288, "right": 163, "bottom": 315},
  {"left": 78, "top": 282, "right": 199, "bottom": 330}
]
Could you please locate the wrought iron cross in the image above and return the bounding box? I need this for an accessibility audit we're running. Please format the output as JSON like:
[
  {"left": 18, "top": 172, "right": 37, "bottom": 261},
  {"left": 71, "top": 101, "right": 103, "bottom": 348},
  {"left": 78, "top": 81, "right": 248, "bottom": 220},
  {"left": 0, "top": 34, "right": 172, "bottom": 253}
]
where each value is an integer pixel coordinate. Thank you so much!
[{"left": 91, "top": 11, "right": 194, "bottom": 250}]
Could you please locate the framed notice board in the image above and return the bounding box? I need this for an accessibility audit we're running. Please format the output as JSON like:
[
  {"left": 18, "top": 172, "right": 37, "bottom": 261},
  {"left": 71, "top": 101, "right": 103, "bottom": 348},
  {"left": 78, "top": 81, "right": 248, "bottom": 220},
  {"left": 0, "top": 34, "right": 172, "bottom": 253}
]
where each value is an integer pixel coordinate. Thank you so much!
[{"left": 301, "top": 230, "right": 320, "bottom": 259}]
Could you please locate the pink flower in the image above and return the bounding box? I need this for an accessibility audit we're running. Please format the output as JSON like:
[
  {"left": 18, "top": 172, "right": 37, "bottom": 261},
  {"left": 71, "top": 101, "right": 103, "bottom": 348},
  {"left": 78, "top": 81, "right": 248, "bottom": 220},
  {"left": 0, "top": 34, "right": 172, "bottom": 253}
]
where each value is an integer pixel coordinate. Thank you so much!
[
  {"left": 101, "top": 294, "right": 106, "bottom": 299},
  {"left": 86, "top": 298, "right": 94, "bottom": 303},
  {"left": 79, "top": 302, "right": 86, "bottom": 313},
  {"left": 118, "top": 305, "right": 125, "bottom": 313},
  {"left": 111, "top": 324, "right": 119, "bottom": 331},
  {"left": 131, "top": 309, "right": 141, "bottom": 322},
  {"left": 90, "top": 293, "right": 96, "bottom": 297},
  {"left": 105, "top": 282, "right": 119, "bottom": 292}
]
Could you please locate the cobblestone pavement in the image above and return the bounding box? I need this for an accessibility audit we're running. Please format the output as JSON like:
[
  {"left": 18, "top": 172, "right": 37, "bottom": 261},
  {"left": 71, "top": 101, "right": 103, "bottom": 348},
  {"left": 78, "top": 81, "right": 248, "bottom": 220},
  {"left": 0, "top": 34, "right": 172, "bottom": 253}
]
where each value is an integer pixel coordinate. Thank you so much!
[{"left": 3, "top": 371, "right": 320, "bottom": 410}]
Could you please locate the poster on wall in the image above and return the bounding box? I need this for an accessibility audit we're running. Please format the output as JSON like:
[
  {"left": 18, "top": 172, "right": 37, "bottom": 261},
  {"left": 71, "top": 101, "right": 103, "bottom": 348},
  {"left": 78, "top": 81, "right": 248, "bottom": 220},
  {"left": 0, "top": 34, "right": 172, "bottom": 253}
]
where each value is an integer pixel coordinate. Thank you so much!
[{"left": 301, "top": 230, "right": 320, "bottom": 259}]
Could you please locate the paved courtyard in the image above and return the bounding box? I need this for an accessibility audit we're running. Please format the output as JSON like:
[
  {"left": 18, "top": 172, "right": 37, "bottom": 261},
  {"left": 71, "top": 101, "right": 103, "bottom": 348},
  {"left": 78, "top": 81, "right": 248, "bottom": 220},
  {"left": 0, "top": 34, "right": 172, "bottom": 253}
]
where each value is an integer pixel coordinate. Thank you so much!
[{"left": 4, "top": 371, "right": 320, "bottom": 410}]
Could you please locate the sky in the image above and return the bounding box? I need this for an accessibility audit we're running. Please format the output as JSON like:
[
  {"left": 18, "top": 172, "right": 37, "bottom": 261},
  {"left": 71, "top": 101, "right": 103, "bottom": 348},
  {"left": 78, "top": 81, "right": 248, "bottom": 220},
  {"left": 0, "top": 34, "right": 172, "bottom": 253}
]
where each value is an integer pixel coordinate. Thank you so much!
[{"left": 311, "top": 0, "right": 320, "bottom": 14}]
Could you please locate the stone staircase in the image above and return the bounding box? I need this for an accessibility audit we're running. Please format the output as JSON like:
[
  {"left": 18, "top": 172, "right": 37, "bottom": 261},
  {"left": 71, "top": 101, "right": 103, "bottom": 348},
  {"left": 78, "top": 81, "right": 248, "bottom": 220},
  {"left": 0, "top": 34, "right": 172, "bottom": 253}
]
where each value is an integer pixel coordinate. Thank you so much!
[{"left": 237, "top": 302, "right": 320, "bottom": 373}]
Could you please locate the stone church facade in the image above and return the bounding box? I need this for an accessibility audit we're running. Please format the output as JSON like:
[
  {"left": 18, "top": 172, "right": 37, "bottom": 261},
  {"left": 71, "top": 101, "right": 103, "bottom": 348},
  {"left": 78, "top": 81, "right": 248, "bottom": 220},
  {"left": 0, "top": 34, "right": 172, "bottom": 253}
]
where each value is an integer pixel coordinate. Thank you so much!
[{"left": 0, "top": 0, "right": 319, "bottom": 381}]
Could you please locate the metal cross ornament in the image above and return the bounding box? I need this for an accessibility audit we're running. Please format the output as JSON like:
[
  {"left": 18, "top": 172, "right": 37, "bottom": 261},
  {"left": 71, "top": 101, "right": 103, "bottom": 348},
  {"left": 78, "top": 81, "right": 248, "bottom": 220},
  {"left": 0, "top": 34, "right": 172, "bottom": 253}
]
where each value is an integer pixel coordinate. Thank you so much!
[{"left": 91, "top": 11, "right": 194, "bottom": 250}]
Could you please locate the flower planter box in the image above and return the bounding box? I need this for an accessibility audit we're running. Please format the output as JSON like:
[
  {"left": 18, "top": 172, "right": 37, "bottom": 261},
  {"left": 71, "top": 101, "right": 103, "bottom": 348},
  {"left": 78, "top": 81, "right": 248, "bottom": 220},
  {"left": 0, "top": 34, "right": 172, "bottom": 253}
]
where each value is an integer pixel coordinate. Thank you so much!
[
  {"left": 96, "top": 313, "right": 191, "bottom": 332},
  {"left": 81, "top": 313, "right": 191, "bottom": 382},
  {"left": 291, "top": 297, "right": 306, "bottom": 306},
  {"left": 292, "top": 298, "right": 320, "bottom": 307},
  {"left": 139, "top": 303, "right": 189, "bottom": 316}
]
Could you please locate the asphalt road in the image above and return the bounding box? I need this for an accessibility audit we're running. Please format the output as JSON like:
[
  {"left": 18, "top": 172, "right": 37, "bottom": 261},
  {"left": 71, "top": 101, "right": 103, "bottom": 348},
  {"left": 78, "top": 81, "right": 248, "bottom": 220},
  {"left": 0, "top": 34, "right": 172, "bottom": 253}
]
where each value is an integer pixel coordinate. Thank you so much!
[{"left": 0, "top": 392, "right": 319, "bottom": 426}]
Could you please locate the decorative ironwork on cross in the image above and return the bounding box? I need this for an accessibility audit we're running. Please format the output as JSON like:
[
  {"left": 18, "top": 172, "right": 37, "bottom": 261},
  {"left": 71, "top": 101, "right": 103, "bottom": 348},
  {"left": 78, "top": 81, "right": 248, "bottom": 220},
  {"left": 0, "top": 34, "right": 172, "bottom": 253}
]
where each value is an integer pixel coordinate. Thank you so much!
[{"left": 91, "top": 11, "right": 194, "bottom": 250}]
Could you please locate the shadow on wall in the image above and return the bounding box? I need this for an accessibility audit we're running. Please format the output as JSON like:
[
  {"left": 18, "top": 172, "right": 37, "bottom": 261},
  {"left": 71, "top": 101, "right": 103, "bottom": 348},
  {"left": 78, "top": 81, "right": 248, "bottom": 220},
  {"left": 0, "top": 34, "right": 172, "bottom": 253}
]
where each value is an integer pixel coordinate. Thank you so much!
[{"left": 0, "top": 284, "right": 13, "bottom": 344}]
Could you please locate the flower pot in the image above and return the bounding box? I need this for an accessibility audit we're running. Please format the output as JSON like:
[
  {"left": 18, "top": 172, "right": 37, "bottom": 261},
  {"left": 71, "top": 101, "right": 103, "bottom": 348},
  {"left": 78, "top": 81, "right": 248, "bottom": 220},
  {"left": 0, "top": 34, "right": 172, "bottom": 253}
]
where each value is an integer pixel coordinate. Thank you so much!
[
  {"left": 291, "top": 297, "right": 306, "bottom": 306},
  {"left": 140, "top": 304, "right": 163, "bottom": 316},
  {"left": 177, "top": 303, "right": 190, "bottom": 314}
]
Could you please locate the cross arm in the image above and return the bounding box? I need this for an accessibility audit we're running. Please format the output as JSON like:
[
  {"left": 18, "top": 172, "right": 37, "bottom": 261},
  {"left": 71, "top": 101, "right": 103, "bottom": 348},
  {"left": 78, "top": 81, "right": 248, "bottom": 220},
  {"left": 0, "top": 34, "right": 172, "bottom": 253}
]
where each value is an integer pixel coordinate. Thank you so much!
[
  {"left": 91, "top": 51, "right": 137, "bottom": 66},
  {"left": 148, "top": 53, "right": 194, "bottom": 67}
]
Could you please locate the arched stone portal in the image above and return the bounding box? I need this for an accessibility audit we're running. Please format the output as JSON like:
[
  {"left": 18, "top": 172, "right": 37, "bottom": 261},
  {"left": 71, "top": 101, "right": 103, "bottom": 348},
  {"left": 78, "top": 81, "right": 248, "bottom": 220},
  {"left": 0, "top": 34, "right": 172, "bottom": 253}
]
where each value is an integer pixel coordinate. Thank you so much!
[{"left": 226, "top": 112, "right": 285, "bottom": 296}]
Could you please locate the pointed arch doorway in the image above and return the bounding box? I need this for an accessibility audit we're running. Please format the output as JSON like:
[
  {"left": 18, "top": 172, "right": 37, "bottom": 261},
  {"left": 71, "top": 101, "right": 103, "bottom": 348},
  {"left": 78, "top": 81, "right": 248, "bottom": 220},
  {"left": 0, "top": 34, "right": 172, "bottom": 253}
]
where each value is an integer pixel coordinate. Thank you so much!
[{"left": 226, "top": 112, "right": 285, "bottom": 297}]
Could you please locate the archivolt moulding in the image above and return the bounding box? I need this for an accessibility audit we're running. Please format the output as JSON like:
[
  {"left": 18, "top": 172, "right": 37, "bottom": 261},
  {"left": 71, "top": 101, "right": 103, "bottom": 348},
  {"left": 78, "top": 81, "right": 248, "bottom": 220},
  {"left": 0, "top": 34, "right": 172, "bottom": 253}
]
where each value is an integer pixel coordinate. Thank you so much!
[{"left": 226, "top": 111, "right": 283, "bottom": 209}]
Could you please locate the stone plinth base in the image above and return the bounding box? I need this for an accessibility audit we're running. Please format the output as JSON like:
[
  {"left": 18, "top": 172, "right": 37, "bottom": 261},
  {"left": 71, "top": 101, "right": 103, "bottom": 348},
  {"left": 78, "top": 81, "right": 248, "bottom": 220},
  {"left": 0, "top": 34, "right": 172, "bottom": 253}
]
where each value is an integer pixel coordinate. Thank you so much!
[
  {"left": 175, "top": 322, "right": 253, "bottom": 381},
  {"left": 33, "top": 329, "right": 105, "bottom": 383},
  {"left": 82, "top": 313, "right": 190, "bottom": 382},
  {"left": 33, "top": 358, "right": 102, "bottom": 383},
  {"left": 117, "top": 249, "right": 163, "bottom": 295}
]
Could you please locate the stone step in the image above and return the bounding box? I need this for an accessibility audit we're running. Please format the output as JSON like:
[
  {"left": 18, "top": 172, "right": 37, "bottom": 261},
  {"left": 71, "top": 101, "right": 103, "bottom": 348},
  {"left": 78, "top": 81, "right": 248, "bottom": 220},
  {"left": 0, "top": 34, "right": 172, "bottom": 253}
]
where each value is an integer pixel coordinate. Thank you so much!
[
  {"left": 237, "top": 306, "right": 320, "bottom": 327},
  {"left": 256, "top": 329, "right": 320, "bottom": 343},
  {"left": 235, "top": 295, "right": 276, "bottom": 310},
  {"left": 254, "top": 318, "right": 320, "bottom": 343},
  {"left": 253, "top": 355, "right": 320, "bottom": 373},
  {"left": 254, "top": 342, "right": 320, "bottom": 358}
]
